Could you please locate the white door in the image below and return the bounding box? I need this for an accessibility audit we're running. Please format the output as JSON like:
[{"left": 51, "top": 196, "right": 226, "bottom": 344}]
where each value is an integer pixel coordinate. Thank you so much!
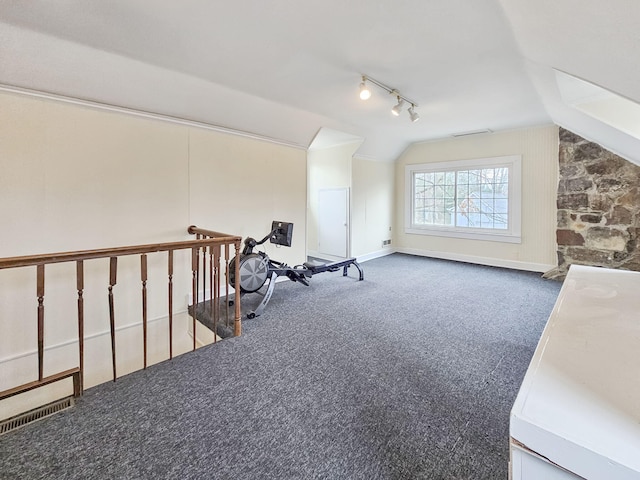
[{"left": 318, "top": 188, "right": 349, "bottom": 258}]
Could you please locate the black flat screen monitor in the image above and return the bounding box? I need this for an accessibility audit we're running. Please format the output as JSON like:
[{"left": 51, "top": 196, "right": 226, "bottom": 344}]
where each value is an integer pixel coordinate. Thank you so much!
[{"left": 270, "top": 221, "right": 293, "bottom": 247}]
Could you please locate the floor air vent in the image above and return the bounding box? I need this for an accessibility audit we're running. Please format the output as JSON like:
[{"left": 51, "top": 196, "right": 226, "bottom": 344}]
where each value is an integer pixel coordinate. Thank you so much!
[{"left": 0, "top": 397, "right": 75, "bottom": 436}]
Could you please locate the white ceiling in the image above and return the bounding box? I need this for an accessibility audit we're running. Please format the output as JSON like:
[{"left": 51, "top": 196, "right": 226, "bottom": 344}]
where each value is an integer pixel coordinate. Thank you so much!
[{"left": 1, "top": 0, "right": 639, "bottom": 162}]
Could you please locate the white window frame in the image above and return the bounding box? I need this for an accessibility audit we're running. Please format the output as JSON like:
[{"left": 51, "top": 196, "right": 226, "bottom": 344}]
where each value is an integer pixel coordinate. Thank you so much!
[{"left": 404, "top": 155, "right": 522, "bottom": 243}]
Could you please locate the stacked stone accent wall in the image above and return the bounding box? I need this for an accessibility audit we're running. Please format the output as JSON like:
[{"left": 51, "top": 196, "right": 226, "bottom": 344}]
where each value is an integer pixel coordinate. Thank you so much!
[{"left": 547, "top": 128, "right": 640, "bottom": 279}]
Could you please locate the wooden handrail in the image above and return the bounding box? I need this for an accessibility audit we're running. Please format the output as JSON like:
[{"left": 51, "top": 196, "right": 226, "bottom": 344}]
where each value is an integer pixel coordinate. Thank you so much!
[
  {"left": 0, "top": 229, "right": 243, "bottom": 406},
  {"left": 0, "top": 237, "right": 240, "bottom": 269},
  {"left": 187, "top": 225, "right": 237, "bottom": 239}
]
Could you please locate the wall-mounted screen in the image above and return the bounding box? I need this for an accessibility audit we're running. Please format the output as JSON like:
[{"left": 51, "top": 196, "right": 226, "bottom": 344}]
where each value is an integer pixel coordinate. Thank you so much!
[{"left": 270, "top": 221, "right": 293, "bottom": 247}]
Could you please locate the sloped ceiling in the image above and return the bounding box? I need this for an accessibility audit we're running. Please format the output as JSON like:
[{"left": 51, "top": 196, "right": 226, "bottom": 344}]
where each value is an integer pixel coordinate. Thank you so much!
[{"left": 1, "top": 0, "right": 639, "bottom": 162}]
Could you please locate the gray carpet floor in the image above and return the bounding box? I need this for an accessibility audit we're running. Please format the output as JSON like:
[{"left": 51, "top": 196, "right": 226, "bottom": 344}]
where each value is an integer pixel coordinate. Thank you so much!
[{"left": 0, "top": 253, "right": 561, "bottom": 479}]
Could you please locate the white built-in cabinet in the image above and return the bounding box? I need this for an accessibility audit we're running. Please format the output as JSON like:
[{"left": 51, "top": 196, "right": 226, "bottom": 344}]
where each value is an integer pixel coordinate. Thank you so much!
[{"left": 510, "top": 265, "right": 640, "bottom": 480}]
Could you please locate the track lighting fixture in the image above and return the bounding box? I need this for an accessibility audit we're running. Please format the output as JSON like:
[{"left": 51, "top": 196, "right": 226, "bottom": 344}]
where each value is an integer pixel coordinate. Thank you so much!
[
  {"left": 391, "top": 95, "right": 404, "bottom": 116},
  {"left": 408, "top": 104, "right": 420, "bottom": 122},
  {"left": 358, "top": 74, "right": 419, "bottom": 122},
  {"left": 359, "top": 76, "right": 371, "bottom": 100}
]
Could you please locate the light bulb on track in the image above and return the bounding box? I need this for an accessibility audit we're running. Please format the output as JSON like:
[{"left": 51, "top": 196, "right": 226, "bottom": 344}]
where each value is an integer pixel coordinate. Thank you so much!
[
  {"left": 408, "top": 105, "right": 420, "bottom": 122},
  {"left": 391, "top": 96, "right": 404, "bottom": 116},
  {"left": 359, "top": 77, "right": 371, "bottom": 100}
]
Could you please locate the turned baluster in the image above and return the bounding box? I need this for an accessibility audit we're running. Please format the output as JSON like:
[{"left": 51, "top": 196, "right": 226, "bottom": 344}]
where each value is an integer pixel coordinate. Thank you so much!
[
  {"left": 201, "top": 236, "right": 207, "bottom": 323},
  {"left": 208, "top": 245, "right": 215, "bottom": 342},
  {"left": 213, "top": 245, "right": 221, "bottom": 337},
  {"left": 76, "top": 260, "right": 84, "bottom": 393},
  {"left": 233, "top": 241, "right": 242, "bottom": 336},
  {"left": 140, "top": 254, "right": 148, "bottom": 369},
  {"left": 36, "top": 265, "right": 45, "bottom": 381},
  {"left": 224, "top": 243, "right": 230, "bottom": 323},
  {"left": 191, "top": 247, "right": 198, "bottom": 351},
  {"left": 108, "top": 257, "right": 117, "bottom": 381},
  {"left": 168, "top": 250, "right": 174, "bottom": 359}
]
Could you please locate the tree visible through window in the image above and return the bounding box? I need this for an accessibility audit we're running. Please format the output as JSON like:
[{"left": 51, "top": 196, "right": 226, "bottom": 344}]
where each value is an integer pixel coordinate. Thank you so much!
[
  {"left": 413, "top": 167, "right": 509, "bottom": 230},
  {"left": 405, "top": 155, "right": 521, "bottom": 243}
]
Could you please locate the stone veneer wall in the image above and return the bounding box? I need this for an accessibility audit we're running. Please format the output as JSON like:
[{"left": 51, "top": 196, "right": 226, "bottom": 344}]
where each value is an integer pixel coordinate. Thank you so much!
[{"left": 547, "top": 128, "right": 640, "bottom": 279}]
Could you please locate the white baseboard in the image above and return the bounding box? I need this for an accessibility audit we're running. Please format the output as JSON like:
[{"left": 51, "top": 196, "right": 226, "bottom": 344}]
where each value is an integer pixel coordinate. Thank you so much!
[
  {"left": 307, "top": 250, "right": 344, "bottom": 262},
  {"left": 356, "top": 248, "right": 395, "bottom": 263},
  {"left": 309, "top": 249, "right": 395, "bottom": 263},
  {"left": 395, "top": 247, "right": 555, "bottom": 273}
]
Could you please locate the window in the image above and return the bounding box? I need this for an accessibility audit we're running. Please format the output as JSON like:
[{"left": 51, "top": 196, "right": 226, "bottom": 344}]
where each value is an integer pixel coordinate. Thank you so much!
[{"left": 405, "top": 155, "right": 521, "bottom": 243}]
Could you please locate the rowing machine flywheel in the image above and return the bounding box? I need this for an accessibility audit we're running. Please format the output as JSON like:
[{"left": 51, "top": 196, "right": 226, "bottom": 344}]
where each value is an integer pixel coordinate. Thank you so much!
[{"left": 229, "top": 253, "right": 269, "bottom": 293}]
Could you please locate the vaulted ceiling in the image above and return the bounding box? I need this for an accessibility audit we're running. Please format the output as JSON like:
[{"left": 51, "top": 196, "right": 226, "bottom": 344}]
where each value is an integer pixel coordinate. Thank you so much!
[{"left": 1, "top": 0, "right": 639, "bottom": 162}]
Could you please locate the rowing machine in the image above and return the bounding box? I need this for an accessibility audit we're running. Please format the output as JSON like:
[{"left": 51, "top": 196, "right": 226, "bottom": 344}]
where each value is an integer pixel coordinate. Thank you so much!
[{"left": 229, "top": 221, "right": 363, "bottom": 319}]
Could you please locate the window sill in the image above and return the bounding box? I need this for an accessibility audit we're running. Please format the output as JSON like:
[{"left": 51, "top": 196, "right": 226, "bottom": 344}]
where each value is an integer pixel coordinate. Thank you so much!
[{"left": 405, "top": 227, "right": 521, "bottom": 244}]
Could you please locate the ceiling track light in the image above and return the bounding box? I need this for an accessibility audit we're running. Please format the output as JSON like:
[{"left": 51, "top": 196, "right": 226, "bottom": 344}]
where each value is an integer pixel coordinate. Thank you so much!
[
  {"left": 358, "top": 74, "right": 420, "bottom": 122},
  {"left": 408, "top": 104, "right": 420, "bottom": 122},
  {"left": 391, "top": 94, "right": 404, "bottom": 116},
  {"left": 359, "top": 76, "right": 371, "bottom": 100}
]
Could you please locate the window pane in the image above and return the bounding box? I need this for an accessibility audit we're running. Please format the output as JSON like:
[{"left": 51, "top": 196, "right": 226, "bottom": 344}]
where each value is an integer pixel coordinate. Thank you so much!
[
  {"left": 494, "top": 182, "right": 508, "bottom": 196},
  {"left": 423, "top": 185, "right": 435, "bottom": 199},
  {"left": 496, "top": 167, "right": 508, "bottom": 183},
  {"left": 468, "top": 169, "right": 481, "bottom": 184},
  {"left": 431, "top": 211, "right": 445, "bottom": 225},
  {"left": 467, "top": 212, "right": 481, "bottom": 227},
  {"left": 414, "top": 173, "right": 428, "bottom": 191},
  {"left": 480, "top": 214, "right": 493, "bottom": 228},
  {"left": 468, "top": 183, "right": 481, "bottom": 198},
  {"left": 425, "top": 172, "right": 435, "bottom": 185},
  {"left": 457, "top": 212, "right": 470, "bottom": 227},
  {"left": 494, "top": 197, "right": 508, "bottom": 214},
  {"left": 444, "top": 171, "right": 455, "bottom": 185},
  {"left": 411, "top": 160, "right": 513, "bottom": 234},
  {"left": 444, "top": 198, "right": 456, "bottom": 211},
  {"left": 479, "top": 169, "right": 491, "bottom": 186},
  {"left": 493, "top": 214, "right": 508, "bottom": 229},
  {"left": 444, "top": 185, "right": 455, "bottom": 200}
]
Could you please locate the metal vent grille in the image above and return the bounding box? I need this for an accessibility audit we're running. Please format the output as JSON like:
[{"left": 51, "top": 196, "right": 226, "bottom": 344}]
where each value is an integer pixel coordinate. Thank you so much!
[
  {"left": 451, "top": 129, "right": 493, "bottom": 137},
  {"left": 0, "top": 397, "right": 74, "bottom": 436}
]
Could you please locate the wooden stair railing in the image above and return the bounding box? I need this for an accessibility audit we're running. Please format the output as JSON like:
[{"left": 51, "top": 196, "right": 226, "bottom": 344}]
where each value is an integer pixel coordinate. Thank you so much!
[
  {"left": 0, "top": 228, "right": 242, "bottom": 403},
  {"left": 187, "top": 225, "right": 242, "bottom": 340}
]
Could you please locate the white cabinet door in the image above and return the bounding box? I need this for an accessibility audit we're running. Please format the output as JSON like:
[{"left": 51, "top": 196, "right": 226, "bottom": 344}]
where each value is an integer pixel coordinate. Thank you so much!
[
  {"left": 318, "top": 188, "right": 349, "bottom": 258},
  {"left": 511, "top": 446, "right": 585, "bottom": 480}
]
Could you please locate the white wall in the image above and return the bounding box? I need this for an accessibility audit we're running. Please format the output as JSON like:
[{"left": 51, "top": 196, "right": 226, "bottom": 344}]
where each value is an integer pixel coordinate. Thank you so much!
[
  {"left": 351, "top": 157, "right": 395, "bottom": 259},
  {"left": 188, "top": 128, "right": 307, "bottom": 266},
  {"left": 394, "top": 125, "right": 559, "bottom": 272},
  {"left": 0, "top": 91, "right": 306, "bottom": 418},
  {"left": 307, "top": 144, "right": 395, "bottom": 261},
  {"left": 306, "top": 143, "right": 355, "bottom": 256}
]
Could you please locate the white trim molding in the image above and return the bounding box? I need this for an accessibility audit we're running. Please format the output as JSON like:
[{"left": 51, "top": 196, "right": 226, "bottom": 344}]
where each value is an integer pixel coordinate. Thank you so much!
[
  {"left": 356, "top": 248, "right": 395, "bottom": 263},
  {"left": 396, "top": 247, "right": 554, "bottom": 273},
  {"left": 0, "top": 83, "right": 308, "bottom": 150}
]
